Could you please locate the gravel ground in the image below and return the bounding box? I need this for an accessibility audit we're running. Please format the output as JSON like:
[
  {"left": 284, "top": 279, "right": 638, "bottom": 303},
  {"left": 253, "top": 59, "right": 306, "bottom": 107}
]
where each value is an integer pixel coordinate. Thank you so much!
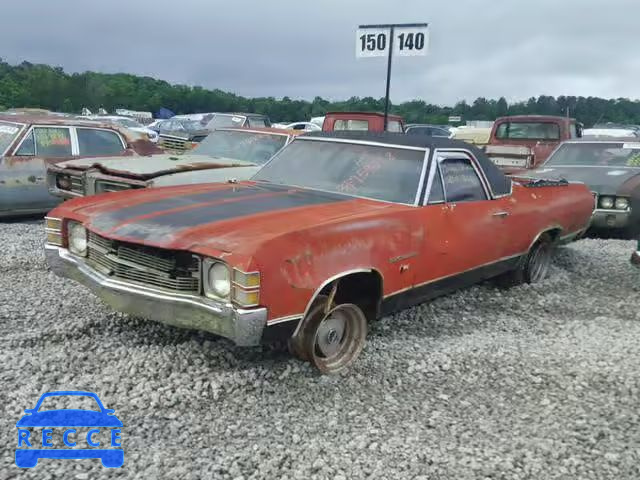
[{"left": 1, "top": 221, "right": 639, "bottom": 479}]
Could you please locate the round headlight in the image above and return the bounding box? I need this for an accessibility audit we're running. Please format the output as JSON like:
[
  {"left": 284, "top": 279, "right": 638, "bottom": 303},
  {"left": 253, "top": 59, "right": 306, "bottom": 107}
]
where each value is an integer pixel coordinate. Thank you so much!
[
  {"left": 599, "top": 196, "right": 614, "bottom": 209},
  {"left": 68, "top": 222, "right": 87, "bottom": 256},
  {"left": 207, "top": 262, "right": 231, "bottom": 298},
  {"left": 57, "top": 175, "right": 72, "bottom": 190},
  {"left": 615, "top": 197, "right": 629, "bottom": 210}
]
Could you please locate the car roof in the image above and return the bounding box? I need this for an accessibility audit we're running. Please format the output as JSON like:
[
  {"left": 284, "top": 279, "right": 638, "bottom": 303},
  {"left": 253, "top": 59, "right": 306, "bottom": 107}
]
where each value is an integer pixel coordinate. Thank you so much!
[
  {"left": 0, "top": 113, "right": 121, "bottom": 128},
  {"left": 565, "top": 137, "right": 640, "bottom": 143},
  {"left": 324, "top": 111, "right": 403, "bottom": 120},
  {"left": 495, "top": 115, "right": 573, "bottom": 123}
]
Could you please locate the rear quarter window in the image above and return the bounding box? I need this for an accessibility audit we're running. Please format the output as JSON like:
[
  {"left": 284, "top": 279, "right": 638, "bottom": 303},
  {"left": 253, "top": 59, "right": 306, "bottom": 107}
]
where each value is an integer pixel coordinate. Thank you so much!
[
  {"left": 77, "top": 128, "right": 125, "bottom": 156},
  {"left": 334, "top": 119, "right": 370, "bottom": 131}
]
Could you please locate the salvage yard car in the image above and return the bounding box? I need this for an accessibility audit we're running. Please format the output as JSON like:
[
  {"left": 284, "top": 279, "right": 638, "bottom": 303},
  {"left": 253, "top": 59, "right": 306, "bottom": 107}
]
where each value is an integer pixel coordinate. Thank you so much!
[
  {"left": 45, "top": 132, "right": 594, "bottom": 373},
  {"left": 522, "top": 139, "right": 640, "bottom": 239},
  {"left": 485, "top": 115, "right": 582, "bottom": 173},
  {"left": 47, "top": 128, "right": 299, "bottom": 198},
  {"left": 322, "top": 112, "right": 405, "bottom": 132},
  {"left": 0, "top": 114, "right": 161, "bottom": 217}
]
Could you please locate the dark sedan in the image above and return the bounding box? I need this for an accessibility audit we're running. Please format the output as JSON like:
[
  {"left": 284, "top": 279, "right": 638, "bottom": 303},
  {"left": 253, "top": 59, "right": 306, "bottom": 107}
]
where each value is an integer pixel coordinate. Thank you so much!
[{"left": 520, "top": 139, "right": 640, "bottom": 239}]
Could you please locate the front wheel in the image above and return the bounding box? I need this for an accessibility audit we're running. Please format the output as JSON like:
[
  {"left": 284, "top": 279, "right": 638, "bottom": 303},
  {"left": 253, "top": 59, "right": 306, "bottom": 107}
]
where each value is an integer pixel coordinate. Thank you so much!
[{"left": 295, "top": 302, "right": 367, "bottom": 374}]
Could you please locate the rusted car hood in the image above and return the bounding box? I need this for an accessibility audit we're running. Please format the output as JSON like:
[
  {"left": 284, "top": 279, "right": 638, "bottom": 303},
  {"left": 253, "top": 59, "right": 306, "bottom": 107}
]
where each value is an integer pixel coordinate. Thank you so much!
[
  {"left": 61, "top": 182, "right": 393, "bottom": 254},
  {"left": 522, "top": 166, "right": 640, "bottom": 195},
  {"left": 55, "top": 154, "right": 256, "bottom": 180}
]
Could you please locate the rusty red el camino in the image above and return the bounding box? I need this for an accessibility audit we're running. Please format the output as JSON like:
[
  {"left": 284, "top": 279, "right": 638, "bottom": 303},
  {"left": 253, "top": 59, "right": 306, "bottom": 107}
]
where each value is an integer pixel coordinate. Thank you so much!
[{"left": 45, "top": 132, "right": 594, "bottom": 373}]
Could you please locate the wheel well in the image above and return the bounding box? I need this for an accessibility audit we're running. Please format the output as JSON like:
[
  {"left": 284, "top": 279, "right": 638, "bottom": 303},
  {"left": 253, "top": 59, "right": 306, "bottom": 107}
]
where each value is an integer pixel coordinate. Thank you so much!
[{"left": 317, "top": 271, "right": 383, "bottom": 322}]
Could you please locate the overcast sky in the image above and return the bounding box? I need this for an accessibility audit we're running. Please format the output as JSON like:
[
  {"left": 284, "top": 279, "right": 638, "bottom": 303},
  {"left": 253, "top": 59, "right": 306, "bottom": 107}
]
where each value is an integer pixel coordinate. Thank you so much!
[{"left": 2, "top": 0, "right": 640, "bottom": 105}]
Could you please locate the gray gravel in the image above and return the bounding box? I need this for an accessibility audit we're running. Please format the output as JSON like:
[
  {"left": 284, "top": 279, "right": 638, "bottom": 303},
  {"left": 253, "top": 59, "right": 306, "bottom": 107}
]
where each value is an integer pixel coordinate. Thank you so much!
[{"left": 1, "top": 221, "right": 639, "bottom": 479}]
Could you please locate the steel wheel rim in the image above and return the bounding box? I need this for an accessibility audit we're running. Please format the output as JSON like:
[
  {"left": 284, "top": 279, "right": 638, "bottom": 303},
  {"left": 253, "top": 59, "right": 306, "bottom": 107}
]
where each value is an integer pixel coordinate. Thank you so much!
[
  {"left": 311, "top": 304, "right": 366, "bottom": 374},
  {"left": 530, "top": 243, "right": 551, "bottom": 283}
]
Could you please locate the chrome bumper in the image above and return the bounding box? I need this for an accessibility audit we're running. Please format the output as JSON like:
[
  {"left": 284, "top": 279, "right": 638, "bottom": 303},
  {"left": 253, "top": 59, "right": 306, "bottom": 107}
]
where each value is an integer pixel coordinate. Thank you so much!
[
  {"left": 591, "top": 210, "right": 630, "bottom": 229},
  {"left": 45, "top": 245, "right": 267, "bottom": 346},
  {"left": 632, "top": 248, "right": 640, "bottom": 268}
]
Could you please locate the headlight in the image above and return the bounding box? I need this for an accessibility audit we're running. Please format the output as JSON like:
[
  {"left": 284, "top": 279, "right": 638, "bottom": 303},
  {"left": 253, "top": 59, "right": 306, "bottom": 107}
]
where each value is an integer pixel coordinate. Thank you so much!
[
  {"left": 599, "top": 196, "right": 614, "bottom": 209},
  {"left": 68, "top": 222, "right": 87, "bottom": 256},
  {"left": 56, "top": 175, "right": 72, "bottom": 190},
  {"left": 615, "top": 197, "right": 629, "bottom": 210},
  {"left": 205, "top": 262, "right": 231, "bottom": 299}
]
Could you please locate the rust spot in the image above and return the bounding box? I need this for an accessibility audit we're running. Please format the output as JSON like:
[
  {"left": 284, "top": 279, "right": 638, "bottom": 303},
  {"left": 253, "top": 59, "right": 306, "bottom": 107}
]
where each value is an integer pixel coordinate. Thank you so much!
[{"left": 27, "top": 175, "right": 37, "bottom": 183}]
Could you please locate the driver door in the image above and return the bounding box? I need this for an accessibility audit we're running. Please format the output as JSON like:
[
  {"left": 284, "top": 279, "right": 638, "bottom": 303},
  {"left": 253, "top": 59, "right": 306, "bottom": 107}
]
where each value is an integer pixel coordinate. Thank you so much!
[{"left": 415, "top": 151, "right": 514, "bottom": 291}]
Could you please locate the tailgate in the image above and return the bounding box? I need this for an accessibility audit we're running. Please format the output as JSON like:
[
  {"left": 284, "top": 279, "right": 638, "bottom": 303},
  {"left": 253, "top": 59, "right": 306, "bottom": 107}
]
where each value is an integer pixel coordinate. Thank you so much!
[{"left": 485, "top": 145, "right": 532, "bottom": 168}]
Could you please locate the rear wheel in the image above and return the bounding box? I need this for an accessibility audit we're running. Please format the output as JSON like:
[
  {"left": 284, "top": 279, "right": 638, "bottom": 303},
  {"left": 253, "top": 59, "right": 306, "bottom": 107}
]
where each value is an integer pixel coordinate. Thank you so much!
[{"left": 496, "top": 233, "right": 554, "bottom": 286}]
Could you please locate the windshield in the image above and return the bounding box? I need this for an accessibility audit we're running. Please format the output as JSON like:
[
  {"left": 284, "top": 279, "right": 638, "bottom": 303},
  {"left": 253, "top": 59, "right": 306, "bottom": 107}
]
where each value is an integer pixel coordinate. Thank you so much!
[
  {"left": 178, "top": 120, "right": 204, "bottom": 132},
  {"left": 253, "top": 139, "right": 425, "bottom": 204},
  {"left": 546, "top": 142, "right": 640, "bottom": 167},
  {"left": 0, "top": 121, "right": 22, "bottom": 153},
  {"left": 207, "top": 115, "right": 247, "bottom": 129},
  {"left": 194, "top": 129, "right": 287, "bottom": 164},
  {"left": 496, "top": 122, "right": 560, "bottom": 140},
  {"left": 37, "top": 395, "right": 101, "bottom": 412}
]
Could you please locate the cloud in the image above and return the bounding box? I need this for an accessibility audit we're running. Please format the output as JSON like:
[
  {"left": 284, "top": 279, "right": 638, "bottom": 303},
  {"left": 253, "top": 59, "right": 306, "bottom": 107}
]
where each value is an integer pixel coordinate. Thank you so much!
[{"left": 2, "top": 0, "right": 640, "bottom": 104}]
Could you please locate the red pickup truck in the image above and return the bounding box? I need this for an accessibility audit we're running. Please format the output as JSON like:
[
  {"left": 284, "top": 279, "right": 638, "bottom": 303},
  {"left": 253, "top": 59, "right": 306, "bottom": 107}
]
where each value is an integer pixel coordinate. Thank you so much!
[
  {"left": 485, "top": 115, "right": 582, "bottom": 174},
  {"left": 322, "top": 112, "right": 405, "bottom": 133}
]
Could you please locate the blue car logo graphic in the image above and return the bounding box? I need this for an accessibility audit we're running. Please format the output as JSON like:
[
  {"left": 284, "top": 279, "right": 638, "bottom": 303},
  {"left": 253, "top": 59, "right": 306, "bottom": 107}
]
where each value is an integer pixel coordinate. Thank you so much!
[{"left": 15, "top": 391, "right": 123, "bottom": 468}]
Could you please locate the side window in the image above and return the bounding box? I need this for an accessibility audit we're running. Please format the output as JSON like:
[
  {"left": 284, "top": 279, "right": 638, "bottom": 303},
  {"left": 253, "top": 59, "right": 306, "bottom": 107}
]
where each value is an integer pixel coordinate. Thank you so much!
[
  {"left": 440, "top": 157, "right": 487, "bottom": 203},
  {"left": 19, "top": 127, "right": 73, "bottom": 157},
  {"left": 15, "top": 130, "right": 36, "bottom": 156},
  {"left": 495, "top": 123, "right": 508, "bottom": 139},
  {"left": 387, "top": 120, "right": 403, "bottom": 132},
  {"left": 427, "top": 166, "right": 445, "bottom": 204},
  {"left": 77, "top": 129, "right": 125, "bottom": 156},
  {"left": 334, "top": 119, "right": 369, "bottom": 131}
]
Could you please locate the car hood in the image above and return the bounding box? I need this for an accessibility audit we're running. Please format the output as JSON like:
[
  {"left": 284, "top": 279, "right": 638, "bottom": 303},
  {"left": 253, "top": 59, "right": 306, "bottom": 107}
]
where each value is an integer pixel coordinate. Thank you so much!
[
  {"left": 520, "top": 165, "right": 640, "bottom": 195},
  {"left": 63, "top": 182, "right": 392, "bottom": 255},
  {"left": 16, "top": 409, "right": 123, "bottom": 427},
  {"left": 56, "top": 153, "right": 257, "bottom": 180}
]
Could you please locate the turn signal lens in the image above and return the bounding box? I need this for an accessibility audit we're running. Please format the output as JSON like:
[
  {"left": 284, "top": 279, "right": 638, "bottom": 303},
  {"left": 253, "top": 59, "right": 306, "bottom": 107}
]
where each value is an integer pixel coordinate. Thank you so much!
[
  {"left": 232, "top": 287, "right": 260, "bottom": 307},
  {"left": 45, "top": 217, "right": 62, "bottom": 231},
  {"left": 234, "top": 270, "right": 260, "bottom": 288}
]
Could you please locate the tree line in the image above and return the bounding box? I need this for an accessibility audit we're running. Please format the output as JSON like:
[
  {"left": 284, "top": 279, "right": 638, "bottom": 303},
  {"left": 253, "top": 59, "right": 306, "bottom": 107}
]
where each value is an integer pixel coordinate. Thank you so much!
[{"left": 1, "top": 59, "right": 639, "bottom": 127}]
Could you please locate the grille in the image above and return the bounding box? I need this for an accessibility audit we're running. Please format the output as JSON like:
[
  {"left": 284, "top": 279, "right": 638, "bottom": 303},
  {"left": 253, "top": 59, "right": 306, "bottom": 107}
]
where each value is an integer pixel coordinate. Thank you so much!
[
  {"left": 96, "top": 180, "right": 134, "bottom": 194},
  {"left": 86, "top": 231, "right": 200, "bottom": 293},
  {"left": 158, "top": 135, "right": 192, "bottom": 153}
]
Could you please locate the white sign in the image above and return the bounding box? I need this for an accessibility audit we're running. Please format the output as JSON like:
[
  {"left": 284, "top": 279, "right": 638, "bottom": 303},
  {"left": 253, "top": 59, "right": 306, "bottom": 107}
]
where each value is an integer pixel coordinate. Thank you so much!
[
  {"left": 448, "top": 116, "right": 462, "bottom": 123},
  {"left": 356, "top": 25, "right": 429, "bottom": 58},
  {"left": 356, "top": 27, "right": 390, "bottom": 58},
  {"left": 393, "top": 26, "right": 429, "bottom": 57}
]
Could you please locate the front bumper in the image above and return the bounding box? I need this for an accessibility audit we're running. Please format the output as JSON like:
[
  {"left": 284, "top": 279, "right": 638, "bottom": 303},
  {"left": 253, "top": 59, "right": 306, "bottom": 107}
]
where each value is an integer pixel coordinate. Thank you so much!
[
  {"left": 591, "top": 209, "right": 631, "bottom": 229},
  {"left": 45, "top": 245, "right": 267, "bottom": 346},
  {"left": 632, "top": 243, "right": 640, "bottom": 268}
]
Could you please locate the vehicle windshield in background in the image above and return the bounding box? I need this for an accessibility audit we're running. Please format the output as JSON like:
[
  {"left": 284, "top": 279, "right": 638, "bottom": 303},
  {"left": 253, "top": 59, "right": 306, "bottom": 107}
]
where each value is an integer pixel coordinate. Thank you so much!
[
  {"left": 546, "top": 142, "right": 640, "bottom": 167},
  {"left": 178, "top": 120, "right": 204, "bottom": 132},
  {"left": 496, "top": 122, "right": 560, "bottom": 140},
  {"left": 115, "top": 118, "right": 143, "bottom": 128},
  {"left": 194, "top": 130, "right": 287, "bottom": 164},
  {"left": 253, "top": 140, "right": 425, "bottom": 204},
  {"left": 0, "top": 121, "right": 22, "bottom": 153},
  {"left": 207, "top": 115, "right": 246, "bottom": 129}
]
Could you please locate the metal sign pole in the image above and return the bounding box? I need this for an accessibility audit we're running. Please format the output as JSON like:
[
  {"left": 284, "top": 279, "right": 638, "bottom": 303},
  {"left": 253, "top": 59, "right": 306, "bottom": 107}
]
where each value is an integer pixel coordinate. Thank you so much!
[{"left": 383, "top": 26, "right": 395, "bottom": 131}]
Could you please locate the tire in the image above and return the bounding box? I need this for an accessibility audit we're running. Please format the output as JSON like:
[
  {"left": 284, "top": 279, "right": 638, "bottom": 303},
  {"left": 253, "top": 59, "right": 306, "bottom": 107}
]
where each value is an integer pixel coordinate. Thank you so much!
[
  {"left": 496, "top": 233, "right": 554, "bottom": 287},
  {"left": 298, "top": 302, "right": 367, "bottom": 374},
  {"left": 288, "top": 295, "right": 329, "bottom": 362}
]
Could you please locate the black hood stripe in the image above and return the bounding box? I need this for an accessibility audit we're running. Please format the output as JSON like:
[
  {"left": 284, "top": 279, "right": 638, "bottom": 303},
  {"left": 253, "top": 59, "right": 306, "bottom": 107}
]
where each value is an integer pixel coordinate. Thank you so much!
[
  {"left": 107, "top": 189, "right": 349, "bottom": 241},
  {"left": 91, "top": 185, "right": 263, "bottom": 230}
]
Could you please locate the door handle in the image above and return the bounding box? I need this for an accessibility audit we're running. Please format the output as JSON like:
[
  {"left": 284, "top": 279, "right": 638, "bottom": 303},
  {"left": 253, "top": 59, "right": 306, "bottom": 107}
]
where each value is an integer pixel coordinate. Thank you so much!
[{"left": 492, "top": 211, "right": 510, "bottom": 218}]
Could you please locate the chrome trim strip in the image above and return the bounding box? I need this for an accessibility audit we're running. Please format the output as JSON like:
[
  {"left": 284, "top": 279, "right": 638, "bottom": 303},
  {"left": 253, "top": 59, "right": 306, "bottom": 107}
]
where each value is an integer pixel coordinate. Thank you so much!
[
  {"left": 413, "top": 148, "right": 431, "bottom": 205},
  {"left": 294, "top": 268, "right": 375, "bottom": 337},
  {"left": 294, "top": 136, "right": 429, "bottom": 152},
  {"left": 383, "top": 252, "right": 525, "bottom": 298},
  {"left": 267, "top": 314, "right": 303, "bottom": 325}
]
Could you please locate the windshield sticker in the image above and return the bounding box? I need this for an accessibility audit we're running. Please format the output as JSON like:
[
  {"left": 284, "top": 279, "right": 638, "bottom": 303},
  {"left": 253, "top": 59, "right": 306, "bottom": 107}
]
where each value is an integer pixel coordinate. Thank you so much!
[
  {"left": 622, "top": 143, "right": 640, "bottom": 150},
  {"left": 0, "top": 125, "right": 19, "bottom": 135},
  {"left": 337, "top": 153, "right": 385, "bottom": 194}
]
